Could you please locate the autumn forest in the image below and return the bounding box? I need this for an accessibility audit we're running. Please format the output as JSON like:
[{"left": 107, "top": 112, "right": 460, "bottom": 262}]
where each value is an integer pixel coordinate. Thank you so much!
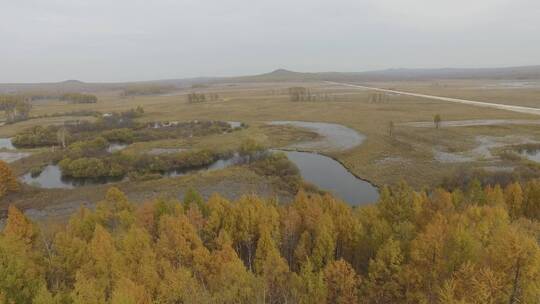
[{"left": 1, "top": 157, "right": 539, "bottom": 303}]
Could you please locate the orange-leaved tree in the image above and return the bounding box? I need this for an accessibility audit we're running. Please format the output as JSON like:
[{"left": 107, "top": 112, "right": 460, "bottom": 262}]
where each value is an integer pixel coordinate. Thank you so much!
[{"left": 0, "top": 160, "right": 18, "bottom": 198}]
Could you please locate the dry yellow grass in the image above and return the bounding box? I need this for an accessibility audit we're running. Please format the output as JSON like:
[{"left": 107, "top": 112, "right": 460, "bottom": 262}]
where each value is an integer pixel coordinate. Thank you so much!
[{"left": 4, "top": 80, "right": 540, "bottom": 188}]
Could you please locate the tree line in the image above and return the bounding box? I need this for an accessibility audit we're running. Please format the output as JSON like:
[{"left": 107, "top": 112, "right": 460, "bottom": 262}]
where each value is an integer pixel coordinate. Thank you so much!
[
  {"left": 0, "top": 173, "right": 539, "bottom": 303},
  {"left": 120, "top": 85, "right": 174, "bottom": 97},
  {"left": 0, "top": 95, "right": 31, "bottom": 123},
  {"left": 367, "top": 92, "right": 389, "bottom": 103},
  {"left": 287, "top": 87, "right": 333, "bottom": 102},
  {"left": 60, "top": 93, "right": 98, "bottom": 104},
  {"left": 187, "top": 93, "right": 219, "bottom": 103}
]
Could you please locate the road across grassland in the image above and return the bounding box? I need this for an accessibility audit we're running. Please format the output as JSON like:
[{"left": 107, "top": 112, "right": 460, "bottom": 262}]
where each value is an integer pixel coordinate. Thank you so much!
[{"left": 326, "top": 81, "right": 540, "bottom": 116}]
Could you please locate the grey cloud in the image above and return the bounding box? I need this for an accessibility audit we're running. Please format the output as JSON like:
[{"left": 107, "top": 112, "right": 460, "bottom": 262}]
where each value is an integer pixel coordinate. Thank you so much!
[{"left": 1, "top": 0, "right": 539, "bottom": 82}]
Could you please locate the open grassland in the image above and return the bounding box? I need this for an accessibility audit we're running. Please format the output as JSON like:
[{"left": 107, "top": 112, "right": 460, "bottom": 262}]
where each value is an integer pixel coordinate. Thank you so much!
[
  {"left": 0, "top": 115, "right": 97, "bottom": 137},
  {"left": 122, "top": 124, "right": 319, "bottom": 156},
  {"left": 4, "top": 80, "right": 540, "bottom": 192}
]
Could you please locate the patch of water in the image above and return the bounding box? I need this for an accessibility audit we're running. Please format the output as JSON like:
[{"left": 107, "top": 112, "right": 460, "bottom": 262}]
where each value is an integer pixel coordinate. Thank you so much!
[
  {"left": 20, "top": 165, "right": 125, "bottom": 189},
  {"left": 519, "top": 149, "right": 540, "bottom": 163},
  {"left": 165, "top": 154, "right": 243, "bottom": 177},
  {"left": 227, "top": 121, "right": 243, "bottom": 128},
  {"left": 269, "top": 121, "right": 365, "bottom": 152},
  {"left": 483, "top": 166, "right": 515, "bottom": 173},
  {"left": 0, "top": 138, "right": 32, "bottom": 162},
  {"left": 0, "top": 152, "right": 31, "bottom": 163},
  {"left": 434, "top": 135, "right": 540, "bottom": 163},
  {"left": 21, "top": 154, "right": 243, "bottom": 189},
  {"left": 0, "top": 138, "right": 15, "bottom": 150},
  {"left": 107, "top": 143, "right": 128, "bottom": 153},
  {"left": 148, "top": 148, "right": 188, "bottom": 155},
  {"left": 281, "top": 150, "right": 379, "bottom": 205}
]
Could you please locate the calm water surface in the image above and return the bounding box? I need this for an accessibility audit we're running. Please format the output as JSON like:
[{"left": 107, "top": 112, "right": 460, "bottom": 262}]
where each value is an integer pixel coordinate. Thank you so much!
[
  {"left": 107, "top": 143, "right": 128, "bottom": 153},
  {"left": 520, "top": 149, "right": 540, "bottom": 163},
  {"left": 0, "top": 138, "right": 15, "bottom": 150},
  {"left": 19, "top": 120, "right": 379, "bottom": 205},
  {"left": 281, "top": 150, "right": 379, "bottom": 205},
  {"left": 269, "top": 121, "right": 365, "bottom": 152},
  {"left": 0, "top": 138, "right": 31, "bottom": 162},
  {"left": 21, "top": 155, "right": 243, "bottom": 189},
  {"left": 21, "top": 165, "right": 125, "bottom": 189}
]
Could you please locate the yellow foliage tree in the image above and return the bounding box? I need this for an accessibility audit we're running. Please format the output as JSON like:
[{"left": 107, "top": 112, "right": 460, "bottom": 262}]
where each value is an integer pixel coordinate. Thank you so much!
[
  {"left": 0, "top": 160, "right": 18, "bottom": 198},
  {"left": 323, "top": 259, "right": 360, "bottom": 304}
]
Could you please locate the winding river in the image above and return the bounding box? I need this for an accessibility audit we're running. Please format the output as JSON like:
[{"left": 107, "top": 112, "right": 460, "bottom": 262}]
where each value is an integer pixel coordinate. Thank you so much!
[
  {"left": 268, "top": 121, "right": 365, "bottom": 152},
  {"left": 20, "top": 121, "right": 379, "bottom": 205},
  {"left": 279, "top": 150, "right": 379, "bottom": 205},
  {"left": 269, "top": 121, "right": 378, "bottom": 205}
]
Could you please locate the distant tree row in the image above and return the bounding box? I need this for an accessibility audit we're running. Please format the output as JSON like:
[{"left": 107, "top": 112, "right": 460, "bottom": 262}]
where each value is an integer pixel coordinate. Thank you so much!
[
  {"left": 187, "top": 92, "right": 219, "bottom": 103},
  {"left": 121, "top": 85, "right": 173, "bottom": 97},
  {"left": 0, "top": 95, "right": 31, "bottom": 123},
  {"left": 387, "top": 114, "right": 442, "bottom": 138},
  {"left": 60, "top": 93, "right": 98, "bottom": 104},
  {"left": 287, "top": 87, "right": 334, "bottom": 102},
  {"left": 11, "top": 107, "right": 144, "bottom": 148},
  {"left": 368, "top": 92, "right": 389, "bottom": 103}
]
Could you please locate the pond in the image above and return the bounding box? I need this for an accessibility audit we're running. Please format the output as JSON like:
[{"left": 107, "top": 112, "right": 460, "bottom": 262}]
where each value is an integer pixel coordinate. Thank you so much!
[
  {"left": 519, "top": 149, "right": 540, "bottom": 163},
  {"left": 280, "top": 150, "right": 379, "bottom": 205}
]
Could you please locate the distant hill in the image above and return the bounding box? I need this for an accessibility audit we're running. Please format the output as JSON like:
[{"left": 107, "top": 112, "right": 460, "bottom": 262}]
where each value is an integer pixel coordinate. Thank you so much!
[
  {"left": 226, "top": 65, "right": 540, "bottom": 83},
  {"left": 2, "top": 65, "right": 540, "bottom": 94},
  {"left": 320, "top": 66, "right": 540, "bottom": 82},
  {"left": 228, "top": 69, "right": 319, "bottom": 82},
  {"left": 0, "top": 80, "right": 114, "bottom": 94}
]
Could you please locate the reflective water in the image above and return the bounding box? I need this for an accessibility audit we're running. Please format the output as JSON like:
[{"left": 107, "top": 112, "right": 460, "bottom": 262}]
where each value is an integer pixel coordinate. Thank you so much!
[
  {"left": 280, "top": 150, "right": 379, "bottom": 205},
  {"left": 269, "top": 121, "right": 365, "bottom": 152},
  {"left": 0, "top": 138, "right": 15, "bottom": 150},
  {"left": 520, "top": 149, "right": 540, "bottom": 163},
  {"left": 20, "top": 149, "right": 379, "bottom": 205},
  {"left": 148, "top": 148, "right": 188, "bottom": 155},
  {"left": 20, "top": 165, "right": 125, "bottom": 189},
  {"left": 165, "top": 154, "right": 243, "bottom": 177},
  {"left": 0, "top": 138, "right": 31, "bottom": 162},
  {"left": 0, "top": 152, "right": 31, "bottom": 163},
  {"left": 107, "top": 143, "right": 128, "bottom": 153},
  {"left": 21, "top": 155, "right": 243, "bottom": 189},
  {"left": 227, "top": 121, "right": 243, "bottom": 128}
]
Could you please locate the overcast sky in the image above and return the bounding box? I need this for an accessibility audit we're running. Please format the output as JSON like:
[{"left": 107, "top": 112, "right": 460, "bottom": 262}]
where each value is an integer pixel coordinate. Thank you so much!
[{"left": 1, "top": 0, "right": 540, "bottom": 82}]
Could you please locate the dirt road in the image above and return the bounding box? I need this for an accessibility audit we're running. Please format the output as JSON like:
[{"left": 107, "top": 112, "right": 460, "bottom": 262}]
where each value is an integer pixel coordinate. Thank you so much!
[
  {"left": 327, "top": 82, "right": 540, "bottom": 116},
  {"left": 400, "top": 119, "right": 540, "bottom": 128}
]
